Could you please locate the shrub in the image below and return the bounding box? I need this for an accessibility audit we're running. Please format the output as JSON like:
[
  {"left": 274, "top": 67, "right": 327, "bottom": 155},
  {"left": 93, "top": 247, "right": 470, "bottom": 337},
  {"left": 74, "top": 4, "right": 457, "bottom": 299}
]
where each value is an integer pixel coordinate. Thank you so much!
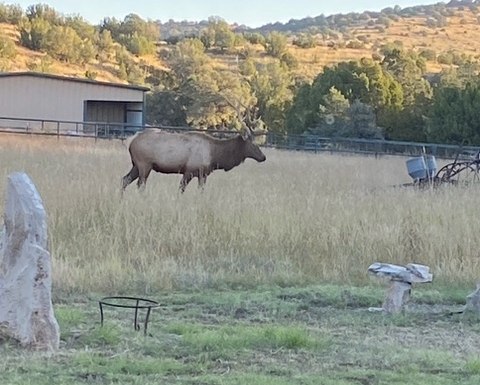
[
  {"left": 0, "top": 34, "right": 16, "bottom": 59},
  {"left": 346, "top": 40, "right": 365, "bottom": 49},
  {"left": 292, "top": 34, "right": 317, "bottom": 49},
  {"left": 281, "top": 52, "right": 299, "bottom": 69},
  {"left": 419, "top": 48, "right": 437, "bottom": 61}
]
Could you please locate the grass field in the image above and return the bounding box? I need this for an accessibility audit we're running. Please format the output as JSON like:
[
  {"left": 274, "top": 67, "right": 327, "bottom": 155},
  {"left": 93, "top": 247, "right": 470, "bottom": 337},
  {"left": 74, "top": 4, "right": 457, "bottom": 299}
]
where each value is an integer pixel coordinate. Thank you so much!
[{"left": 1, "top": 134, "right": 480, "bottom": 384}]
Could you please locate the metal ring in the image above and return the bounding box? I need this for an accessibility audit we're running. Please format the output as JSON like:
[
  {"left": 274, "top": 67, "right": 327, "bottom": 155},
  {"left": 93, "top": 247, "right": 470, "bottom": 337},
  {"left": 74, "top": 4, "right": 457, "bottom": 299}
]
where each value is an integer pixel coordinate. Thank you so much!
[{"left": 99, "top": 296, "right": 161, "bottom": 336}]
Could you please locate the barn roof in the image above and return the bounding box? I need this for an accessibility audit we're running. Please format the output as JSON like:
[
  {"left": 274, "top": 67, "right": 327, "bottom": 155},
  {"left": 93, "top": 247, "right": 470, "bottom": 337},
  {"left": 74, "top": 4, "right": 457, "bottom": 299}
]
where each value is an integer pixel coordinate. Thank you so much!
[{"left": 0, "top": 71, "right": 150, "bottom": 92}]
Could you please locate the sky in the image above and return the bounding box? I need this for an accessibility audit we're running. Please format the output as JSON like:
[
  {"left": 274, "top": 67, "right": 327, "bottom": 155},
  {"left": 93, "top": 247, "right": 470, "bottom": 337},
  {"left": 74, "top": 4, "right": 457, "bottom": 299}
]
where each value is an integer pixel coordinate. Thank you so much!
[{"left": 10, "top": 0, "right": 440, "bottom": 27}]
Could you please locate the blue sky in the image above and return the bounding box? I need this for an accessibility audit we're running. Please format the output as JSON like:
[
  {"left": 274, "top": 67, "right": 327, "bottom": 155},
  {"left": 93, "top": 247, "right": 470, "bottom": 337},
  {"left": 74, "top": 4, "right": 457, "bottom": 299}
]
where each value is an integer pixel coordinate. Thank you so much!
[{"left": 11, "top": 0, "right": 438, "bottom": 27}]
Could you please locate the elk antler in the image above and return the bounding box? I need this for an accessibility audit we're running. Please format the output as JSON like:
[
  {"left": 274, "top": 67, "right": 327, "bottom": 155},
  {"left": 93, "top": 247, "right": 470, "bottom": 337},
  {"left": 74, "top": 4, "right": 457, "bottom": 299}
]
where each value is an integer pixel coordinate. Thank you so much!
[
  {"left": 219, "top": 94, "right": 253, "bottom": 139},
  {"left": 245, "top": 105, "right": 262, "bottom": 127}
]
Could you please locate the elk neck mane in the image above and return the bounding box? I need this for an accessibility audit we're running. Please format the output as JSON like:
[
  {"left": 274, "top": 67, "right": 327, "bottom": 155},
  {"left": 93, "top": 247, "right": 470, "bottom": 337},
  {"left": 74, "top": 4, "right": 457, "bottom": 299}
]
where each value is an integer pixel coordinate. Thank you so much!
[{"left": 208, "top": 134, "right": 247, "bottom": 171}]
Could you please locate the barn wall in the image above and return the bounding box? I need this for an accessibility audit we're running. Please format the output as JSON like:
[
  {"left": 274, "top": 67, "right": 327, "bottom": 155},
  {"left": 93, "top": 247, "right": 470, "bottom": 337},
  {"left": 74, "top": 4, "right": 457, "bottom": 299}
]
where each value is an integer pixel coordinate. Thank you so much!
[{"left": 0, "top": 75, "right": 145, "bottom": 122}]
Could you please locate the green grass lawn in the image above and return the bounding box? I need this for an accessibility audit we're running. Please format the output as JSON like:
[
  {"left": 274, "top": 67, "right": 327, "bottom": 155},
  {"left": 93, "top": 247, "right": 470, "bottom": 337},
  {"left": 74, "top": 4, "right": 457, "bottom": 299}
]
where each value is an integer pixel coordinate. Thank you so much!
[{"left": 2, "top": 284, "right": 480, "bottom": 385}]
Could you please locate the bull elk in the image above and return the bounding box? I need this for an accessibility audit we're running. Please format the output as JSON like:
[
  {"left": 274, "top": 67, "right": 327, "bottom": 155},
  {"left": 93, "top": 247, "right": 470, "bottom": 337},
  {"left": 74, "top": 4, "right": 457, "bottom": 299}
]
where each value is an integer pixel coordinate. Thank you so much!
[{"left": 121, "top": 96, "right": 266, "bottom": 193}]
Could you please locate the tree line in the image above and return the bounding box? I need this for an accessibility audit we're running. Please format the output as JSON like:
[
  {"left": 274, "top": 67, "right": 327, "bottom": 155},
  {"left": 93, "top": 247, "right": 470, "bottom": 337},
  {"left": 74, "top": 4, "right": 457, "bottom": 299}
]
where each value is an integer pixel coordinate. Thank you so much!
[{"left": 149, "top": 36, "right": 480, "bottom": 146}]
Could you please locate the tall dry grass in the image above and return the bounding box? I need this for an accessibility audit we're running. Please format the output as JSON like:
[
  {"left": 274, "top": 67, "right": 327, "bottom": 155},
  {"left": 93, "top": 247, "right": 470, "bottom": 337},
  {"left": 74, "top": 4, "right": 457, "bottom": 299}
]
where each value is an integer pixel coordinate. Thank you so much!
[{"left": 1, "top": 134, "right": 480, "bottom": 294}]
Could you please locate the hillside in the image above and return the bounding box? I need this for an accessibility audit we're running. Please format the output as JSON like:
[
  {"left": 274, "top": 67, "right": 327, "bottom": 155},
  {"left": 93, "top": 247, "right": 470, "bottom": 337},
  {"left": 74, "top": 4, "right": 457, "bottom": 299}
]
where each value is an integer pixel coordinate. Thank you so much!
[{"left": 2, "top": 2, "right": 480, "bottom": 84}]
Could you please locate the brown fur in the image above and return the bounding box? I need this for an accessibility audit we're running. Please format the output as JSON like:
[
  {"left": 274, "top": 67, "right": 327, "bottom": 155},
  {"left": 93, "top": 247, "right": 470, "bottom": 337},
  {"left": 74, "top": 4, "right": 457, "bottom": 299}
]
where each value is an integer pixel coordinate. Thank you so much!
[{"left": 121, "top": 128, "right": 266, "bottom": 193}]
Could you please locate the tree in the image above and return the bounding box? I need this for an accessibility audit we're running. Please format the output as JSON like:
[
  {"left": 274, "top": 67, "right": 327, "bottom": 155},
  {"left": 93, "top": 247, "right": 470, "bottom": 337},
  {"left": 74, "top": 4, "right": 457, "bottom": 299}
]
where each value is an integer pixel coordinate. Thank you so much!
[
  {"left": 379, "top": 46, "right": 433, "bottom": 140},
  {"left": 304, "top": 86, "right": 350, "bottom": 136},
  {"left": 381, "top": 46, "right": 431, "bottom": 106},
  {"left": 0, "top": 4, "right": 21, "bottom": 23},
  {"left": 43, "top": 26, "right": 83, "bottom": 63},
  {"left": 243, "top": 32, "right": 265, "bottom": 46},
  {"left": 199, "top": 27, "right": 215, "bottom": 49},
  {"left": 115, "top": 46, "right": 145, "bottom": 84},
  {"left": 302, "top": 88, "right": 383, "bottom": 139},
  {"left": 427, "top": 83, "right": 480, "bottom": 145},
  {"left": 159, "top": 37, "right": 260, "bottom": 129},
  {"left": 201, "top": 17, "right": 236, "bottom": 52},
  {"left": 96, "top": 29, "right": 114, "bottom": 62},
  {"left": 249, "top": 62, "right": 293, "bottom": 133},
  {"left": 265, "top": 32, "right": 287, "bottom": 58},
  {"left": 121, "top": 32, "right": 156, "bottom": 56},
  {"left": 146, "top": 90, "right": 189, "bottom": 126},
  {"left": 26, "top": 4, "right": 61, "bottom": 24},
  {"left": 19, "top": 16, "right": 51, "bottom": 51},
  {"left": 101, "top": 14, "right": 160, "bottom": 56},
  {"left": 438, "top": 62, "right": 480, "bottom": 88},
  {"left": 161, "top": 38, "right": 218, "bottom": 126},
  {"left": 121, "top": 13, "right": 160, "bottom": 42},
  {"left": 65, "top": 15, "right": 96, "bottom": 41},
  {"left": 100, "top": 17, "right": 121, "bottom": 40},
  {"left": 215, "top": 24, "right": 235, "bottom": 52},
  {"left": 286, "top": 58, "right": 403, "bottom": 135},
  {"left": 285, "top": 83, "right": 316, "bottom": 134},
  {"left": 79, "top": 39, "right": 96, "bottom": 64},
  {"left": 349, "top": 99, "right": 383, "bottom": 139},
  {"left": 165, "top": 38, "right": 209, "bottom": 87},
  {"left": 117, "top": 62, "right": 128, "bottom": 81}
]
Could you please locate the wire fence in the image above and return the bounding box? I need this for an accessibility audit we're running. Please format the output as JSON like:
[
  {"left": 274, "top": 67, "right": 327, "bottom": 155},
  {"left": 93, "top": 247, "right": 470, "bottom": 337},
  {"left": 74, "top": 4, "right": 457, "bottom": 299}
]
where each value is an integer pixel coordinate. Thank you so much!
[{"left": 1, "top": 116, "right": 478, "bottom": 161}]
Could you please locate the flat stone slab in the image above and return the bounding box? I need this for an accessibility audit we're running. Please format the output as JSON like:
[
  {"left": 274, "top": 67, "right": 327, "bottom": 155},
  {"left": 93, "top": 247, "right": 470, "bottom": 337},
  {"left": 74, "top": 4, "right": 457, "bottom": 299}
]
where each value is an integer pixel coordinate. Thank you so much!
[
  {"left": 368, "top": 262, "right": 433, "bottom": 284},
  {"left": 368, "top": 262, "right": 433, "bottom": 314}
]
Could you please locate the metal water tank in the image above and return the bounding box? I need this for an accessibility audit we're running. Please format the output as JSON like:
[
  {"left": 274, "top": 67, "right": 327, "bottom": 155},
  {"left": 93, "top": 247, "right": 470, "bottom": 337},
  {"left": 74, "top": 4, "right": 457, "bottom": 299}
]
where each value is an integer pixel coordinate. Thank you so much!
[
  {"left": 424, "top": 155, "right": 437, "bottom": 178},
  {"left": 406, "top": 157, "right": 427, "bottom": 180}
]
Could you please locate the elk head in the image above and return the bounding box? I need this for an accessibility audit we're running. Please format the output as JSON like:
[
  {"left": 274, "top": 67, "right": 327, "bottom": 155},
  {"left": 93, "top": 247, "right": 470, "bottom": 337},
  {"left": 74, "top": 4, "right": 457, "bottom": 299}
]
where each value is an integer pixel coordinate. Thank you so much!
[{"left": 220, "top": 94, "right": 266, "bottom": 162}]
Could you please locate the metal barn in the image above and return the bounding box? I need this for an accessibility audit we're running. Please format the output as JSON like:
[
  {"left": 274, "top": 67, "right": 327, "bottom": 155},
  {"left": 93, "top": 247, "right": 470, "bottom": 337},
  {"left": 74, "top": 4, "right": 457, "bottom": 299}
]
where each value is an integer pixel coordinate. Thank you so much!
[{"left": 0, "top": 72, "right": 149, "bottom": 134}]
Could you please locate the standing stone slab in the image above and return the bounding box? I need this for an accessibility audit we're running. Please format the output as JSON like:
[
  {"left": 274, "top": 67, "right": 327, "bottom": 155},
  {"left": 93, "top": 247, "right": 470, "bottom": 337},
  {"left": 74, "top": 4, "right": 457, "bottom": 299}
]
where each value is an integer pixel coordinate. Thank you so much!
[{"left": 0, "top": 172, "right": 60, "bottom": 351}]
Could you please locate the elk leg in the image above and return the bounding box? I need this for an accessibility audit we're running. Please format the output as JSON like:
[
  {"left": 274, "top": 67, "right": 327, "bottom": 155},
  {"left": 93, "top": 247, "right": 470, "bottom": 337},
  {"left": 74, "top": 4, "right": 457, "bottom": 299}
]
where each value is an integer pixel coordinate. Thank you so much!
[
  {"left": 121, "top": 165, "right": 139, "bottom": 191},
  {"left": 198, "top": 174, "right": 207, "bottom": 191},
  {"left": 137, "top": 166, "right": 151, "bottom": 191},
  {"left": 179, "top": 173, "right": 193, "bottom": 193}
]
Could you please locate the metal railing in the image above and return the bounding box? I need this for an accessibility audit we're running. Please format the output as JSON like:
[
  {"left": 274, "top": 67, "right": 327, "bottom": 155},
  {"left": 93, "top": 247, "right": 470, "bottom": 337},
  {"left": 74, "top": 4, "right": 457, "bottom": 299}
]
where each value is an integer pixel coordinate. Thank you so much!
[
  {"left": 0, "top": 116, "right": 147, "bottom": 140},
  {"left": 265, "top": 133, "right": 480, "bottom": 160},
  {"left": 0, "top": 116, "right": 241, "bottom": 140},
  {"left": 1, "top": 116, "right": 478, "bottom": 160}
]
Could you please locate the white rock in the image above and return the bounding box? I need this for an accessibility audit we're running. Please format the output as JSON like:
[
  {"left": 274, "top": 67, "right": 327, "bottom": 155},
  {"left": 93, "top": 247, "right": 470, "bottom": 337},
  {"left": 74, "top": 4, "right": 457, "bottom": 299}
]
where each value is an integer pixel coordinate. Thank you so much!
[
  {"left": 0, "top": 172, "right": 60, "bottom": 351},
  {"left": 368, "top": 262, "right": 433, "bottom": 314},
  {"left": 368, "top": 262, "right": 433, "bottom": 284},
  {"left": 465, "top": 283, "right": 480, "bottom": 313},
  {"left": 0, "top": 223, "right": 5, "bottom": 256}
]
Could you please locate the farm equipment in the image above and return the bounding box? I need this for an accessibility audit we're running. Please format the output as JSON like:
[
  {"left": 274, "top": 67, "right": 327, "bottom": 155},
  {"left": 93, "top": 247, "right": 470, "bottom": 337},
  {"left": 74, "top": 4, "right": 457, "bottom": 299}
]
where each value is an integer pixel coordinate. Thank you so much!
[{"left": 405, "top": 150, "right": 480, "bottom": 187}]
